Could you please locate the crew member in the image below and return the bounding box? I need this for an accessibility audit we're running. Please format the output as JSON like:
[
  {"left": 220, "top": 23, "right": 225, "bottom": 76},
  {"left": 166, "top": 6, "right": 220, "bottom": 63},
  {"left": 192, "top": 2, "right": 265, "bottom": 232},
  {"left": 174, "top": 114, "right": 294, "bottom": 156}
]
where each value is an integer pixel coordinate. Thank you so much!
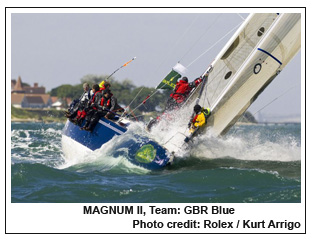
[
  {"left": 185, "top": 104, "right": 211, "bottom": 142},
  {"left": 65, "top": 83, "right": 93, "bottom": 122},
  {"left": 147, "top": 76, "right": 203, "bottom": 131},
  {"left": 100, "top": 89, "right": 124, "bottom": 120},
  {"left": 80, "top": 84, "right": 103, "bottom": 132},
  {"left": 99, "top": 80, "right": 111, "bottom": 92},
  {"left": 165, "top": 76, "right": 203, "bottom": 111}
]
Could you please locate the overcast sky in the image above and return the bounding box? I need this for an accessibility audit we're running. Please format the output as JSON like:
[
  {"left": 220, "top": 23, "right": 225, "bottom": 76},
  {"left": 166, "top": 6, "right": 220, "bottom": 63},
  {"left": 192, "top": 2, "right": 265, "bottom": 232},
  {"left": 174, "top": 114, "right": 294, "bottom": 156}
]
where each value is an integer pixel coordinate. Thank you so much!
[{"left": 10, "top": 10, "right": 302, "bottom": 121}]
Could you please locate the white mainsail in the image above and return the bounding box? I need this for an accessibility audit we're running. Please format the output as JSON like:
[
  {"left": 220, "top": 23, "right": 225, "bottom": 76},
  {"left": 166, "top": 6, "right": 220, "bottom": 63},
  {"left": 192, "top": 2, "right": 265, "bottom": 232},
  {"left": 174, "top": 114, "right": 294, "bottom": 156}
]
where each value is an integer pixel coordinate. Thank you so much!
[{"left": 192, "top": 13, "right": 301, "bottom": 136}]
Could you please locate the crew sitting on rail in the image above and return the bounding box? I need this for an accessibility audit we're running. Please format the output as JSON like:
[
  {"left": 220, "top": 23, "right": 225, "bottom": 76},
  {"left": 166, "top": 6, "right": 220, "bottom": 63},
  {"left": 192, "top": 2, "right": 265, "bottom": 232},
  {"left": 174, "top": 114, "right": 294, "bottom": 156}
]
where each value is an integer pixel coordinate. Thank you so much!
[
  {"left": 80, "top": 84, "right": 103, "bottom": 132},
  {"left": 65, "top": 83, "right": 93, "bottom": 123},
  {"left": 184, "top": 104, "right": 211, "bottom": 142},
  {"left": 65, "top": 83, "right": 92, "bottom": 120},
  {"left": 100, "top": 89, "right": 124, "bottom": 120},
  {"left": 70, "top": 81, "right": 111, "bottom": 126}
]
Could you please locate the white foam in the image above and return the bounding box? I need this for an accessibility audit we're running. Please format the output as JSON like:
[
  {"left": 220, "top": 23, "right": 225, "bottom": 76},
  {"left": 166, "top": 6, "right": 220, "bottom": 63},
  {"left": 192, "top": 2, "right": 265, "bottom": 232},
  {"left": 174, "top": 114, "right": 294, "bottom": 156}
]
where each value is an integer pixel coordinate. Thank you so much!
[
  {"left": 60, "top": 130, "right": 148, "bottom": 173},
  {"left": 191, "top": 130, "right": 301, "bottom": 162},
  {"left": 60, "top": 114, "right": 300, "bottom": 173},
  {"left": 143, "top": 105, "right": 301, "bottom": 162}
]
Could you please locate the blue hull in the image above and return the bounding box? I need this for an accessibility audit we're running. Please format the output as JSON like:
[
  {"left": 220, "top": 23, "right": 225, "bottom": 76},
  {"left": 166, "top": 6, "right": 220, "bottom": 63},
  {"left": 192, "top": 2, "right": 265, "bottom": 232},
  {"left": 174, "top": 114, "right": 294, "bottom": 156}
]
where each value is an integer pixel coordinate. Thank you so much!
[
  {"left": 62, "top": 118, "right": 127, "bottom": 151},
  {"left": 62, "top": 118, "right": 173, "bottom": 170}
]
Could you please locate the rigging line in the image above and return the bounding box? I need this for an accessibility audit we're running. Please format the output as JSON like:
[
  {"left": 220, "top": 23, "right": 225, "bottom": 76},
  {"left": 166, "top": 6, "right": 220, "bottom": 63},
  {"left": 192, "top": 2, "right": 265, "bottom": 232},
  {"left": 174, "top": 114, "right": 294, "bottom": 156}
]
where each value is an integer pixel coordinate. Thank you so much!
[
  {"left": 126, "top": 79, "right": 171, "bottom": 116},
  {"left": 162, "top": 131, "right": 188, "bottom": 146},
  {"left": 127, "top": 89, "right": 161, "bottom": 115},
  {"left": 150, "top": 14, "right": 201, "bottom": 77},
  {"left": 127, "top": 18, "right": 242, "bottom": 117},
  {"left": 230, "top": 109, "right": 249, "bottom": 136},
  {"left": 127, "top": 115, "right": 142, "bottom": 120},
  {"left": 129, "top": 16, "right": 200, "bottom": 110},
  {"left": 178, "top": 13, "right": 223, "bottom": 63},
  {"left": 124, "top": 17, "right": 200, "bottom": 116},
  {"left": 121, "top": 67, "right": 179, "bottom": 119},
  {"left": 130, "top": 17, "right": 243, "bottom": 118},
  {"left": 121, "top": 74, "right": 174, "bottom": 118},
  {"left": 178, "top": 14, "right": 201, "bottom": 45},
  {"left": 120, "top": 87, "right": 145, "bottom": 118},
  {"left": 252, "top": 84, "right": 299, "bottom": 117},
  {"left": 236, "top": 13, "right": 245, "bottom": 21},
  {"left": 125, "top": 18, "right": 242, "bottom": 119},
  {"left": 127, "top": 72, "right": 182, "bottom": 115},
  {"left": 186, "top": 20, "right": 243, "bottom": 68},
  {"left": 231, "top": 84, "right": 299, "bottom": 136}
]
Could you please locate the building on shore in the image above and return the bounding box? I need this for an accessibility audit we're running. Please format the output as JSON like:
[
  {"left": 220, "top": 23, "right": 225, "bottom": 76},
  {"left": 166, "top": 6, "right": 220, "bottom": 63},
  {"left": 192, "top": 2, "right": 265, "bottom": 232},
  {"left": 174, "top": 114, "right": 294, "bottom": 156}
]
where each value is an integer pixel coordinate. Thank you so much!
[
  {"left": 11, "top": 76, "right": 52, "bottom": 108},
  {"left": 50, "top": 96, "right": 72, "bottom": 110}
]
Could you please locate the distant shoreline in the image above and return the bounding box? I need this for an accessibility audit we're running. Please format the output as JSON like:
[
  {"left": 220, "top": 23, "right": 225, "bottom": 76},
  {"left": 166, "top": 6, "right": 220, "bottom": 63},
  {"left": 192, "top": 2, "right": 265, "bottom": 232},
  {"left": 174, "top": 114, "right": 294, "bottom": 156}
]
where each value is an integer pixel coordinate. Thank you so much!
[
  {"left": 11, "top": 106, "right": 67, "bottom": 123},
  {"left": 11, "top": 117, "right": 66, "bottom": 123}
]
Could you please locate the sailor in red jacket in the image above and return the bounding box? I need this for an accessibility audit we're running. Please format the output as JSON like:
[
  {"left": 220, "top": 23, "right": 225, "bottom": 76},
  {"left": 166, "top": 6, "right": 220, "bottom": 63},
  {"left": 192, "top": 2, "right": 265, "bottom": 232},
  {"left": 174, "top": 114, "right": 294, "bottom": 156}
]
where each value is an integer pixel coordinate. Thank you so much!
[
  {"left": 147, "top": 76, "right": 203, "bottom": 131},
  {"left": 165, "top": 76, "right": 203, "bottom": 111}
]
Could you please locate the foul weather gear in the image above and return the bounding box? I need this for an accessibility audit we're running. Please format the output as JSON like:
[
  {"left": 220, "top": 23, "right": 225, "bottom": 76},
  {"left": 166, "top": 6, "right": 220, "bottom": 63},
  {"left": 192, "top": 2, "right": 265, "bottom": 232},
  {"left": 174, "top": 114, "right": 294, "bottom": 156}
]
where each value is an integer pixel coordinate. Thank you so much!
[
  {"left": 170, "top": 79, "right": 192, "bottom": 104},
  {"left": 192, "top": 112, "right": 206, "bottom": 128},
  {"left": 165, "top": 77, "right": 203, "bottom": 111}
]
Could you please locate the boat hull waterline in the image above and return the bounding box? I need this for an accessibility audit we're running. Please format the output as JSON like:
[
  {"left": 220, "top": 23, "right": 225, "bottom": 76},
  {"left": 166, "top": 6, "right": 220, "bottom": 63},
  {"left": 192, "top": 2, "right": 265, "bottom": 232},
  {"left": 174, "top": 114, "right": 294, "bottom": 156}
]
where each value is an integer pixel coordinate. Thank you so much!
[{"left": 62, "top": 119, "right": 173, "bottom": 170}]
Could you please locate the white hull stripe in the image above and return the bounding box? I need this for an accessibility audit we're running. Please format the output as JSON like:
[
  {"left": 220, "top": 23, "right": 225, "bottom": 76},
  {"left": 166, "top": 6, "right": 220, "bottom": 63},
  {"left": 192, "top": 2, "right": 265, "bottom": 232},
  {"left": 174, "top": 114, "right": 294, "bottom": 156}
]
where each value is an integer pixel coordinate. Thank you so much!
[{"left": 98, "top": 120, "right": 125, "bottom": 135}]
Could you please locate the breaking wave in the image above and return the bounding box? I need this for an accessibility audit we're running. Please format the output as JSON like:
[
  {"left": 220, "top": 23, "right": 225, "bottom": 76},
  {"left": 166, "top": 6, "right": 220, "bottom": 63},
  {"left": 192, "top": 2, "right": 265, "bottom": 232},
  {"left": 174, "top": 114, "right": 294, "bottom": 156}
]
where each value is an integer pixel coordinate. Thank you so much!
[{"left": 11, "top": 120, "right": 301, "bottom": 176}]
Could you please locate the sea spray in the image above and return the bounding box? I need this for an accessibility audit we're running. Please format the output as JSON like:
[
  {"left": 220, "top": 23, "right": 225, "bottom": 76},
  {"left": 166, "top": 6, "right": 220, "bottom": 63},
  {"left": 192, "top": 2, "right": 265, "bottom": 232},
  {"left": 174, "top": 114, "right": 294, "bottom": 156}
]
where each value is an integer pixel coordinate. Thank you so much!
[
  {"left": 60, "top": 123, "right": 150, "bottom": 173},
  {"left": 11, "top": 121, "right": 301, "bottom": 202},
  {"left": 190, "top": 124, "right": 301, "bottom": 162}
]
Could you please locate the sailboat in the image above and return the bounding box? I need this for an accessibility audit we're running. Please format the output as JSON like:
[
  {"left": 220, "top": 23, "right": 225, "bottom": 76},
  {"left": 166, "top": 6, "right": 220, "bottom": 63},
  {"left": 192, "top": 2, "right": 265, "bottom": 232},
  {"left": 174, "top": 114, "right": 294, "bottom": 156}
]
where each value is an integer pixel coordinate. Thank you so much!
[
  {"left": 155, "top": 13, "right": 301, "bottom": 143},
  {"left": 62, "top": 13, "right": 301, "bottom": 170}
]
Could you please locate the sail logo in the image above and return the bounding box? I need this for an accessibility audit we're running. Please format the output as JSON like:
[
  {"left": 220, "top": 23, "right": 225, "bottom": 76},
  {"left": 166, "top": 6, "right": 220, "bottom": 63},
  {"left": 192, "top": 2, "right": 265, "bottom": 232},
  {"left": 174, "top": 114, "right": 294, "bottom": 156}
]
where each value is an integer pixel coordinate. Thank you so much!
[{"left": 161, "top": 79, "right": 176, "bottom": 89}]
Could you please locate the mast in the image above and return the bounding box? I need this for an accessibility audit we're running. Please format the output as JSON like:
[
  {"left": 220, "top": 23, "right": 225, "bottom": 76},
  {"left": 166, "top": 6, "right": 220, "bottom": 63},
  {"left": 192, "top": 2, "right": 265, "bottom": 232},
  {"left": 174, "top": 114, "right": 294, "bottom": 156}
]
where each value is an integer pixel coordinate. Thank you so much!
[{"left": 194, "top": 65, "right": 213, "bottom": 106}]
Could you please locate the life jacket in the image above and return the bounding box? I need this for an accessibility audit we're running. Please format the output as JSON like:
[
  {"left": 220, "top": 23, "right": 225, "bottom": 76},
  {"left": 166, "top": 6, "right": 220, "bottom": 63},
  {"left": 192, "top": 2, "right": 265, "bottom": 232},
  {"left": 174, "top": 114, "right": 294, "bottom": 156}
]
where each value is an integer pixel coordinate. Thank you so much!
[
  {"left": 100, "top": 97, "right": 111, "bottom": 109},
  {"left": 91, "top": 91, "right": 101, "bottom": 103},
  {"left": 170, "top": 80, "right": 192, "bottom": 103},
  {"left": 89, "top": 90, "right": 101, "bottom": 110},
  {"left": 202, "top": 108, "right": 211, "bottom": 123}
]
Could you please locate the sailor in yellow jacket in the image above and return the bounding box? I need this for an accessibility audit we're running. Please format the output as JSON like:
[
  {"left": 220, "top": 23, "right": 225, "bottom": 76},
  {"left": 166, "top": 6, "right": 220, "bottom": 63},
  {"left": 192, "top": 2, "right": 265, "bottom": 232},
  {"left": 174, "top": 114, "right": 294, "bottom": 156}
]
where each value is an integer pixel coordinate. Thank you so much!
[
  {"left": 192, "top": 106, "right": 206, "bottom": 127},
  {"left": 185, "top": 104, "right": 210, "bottom": 142}
]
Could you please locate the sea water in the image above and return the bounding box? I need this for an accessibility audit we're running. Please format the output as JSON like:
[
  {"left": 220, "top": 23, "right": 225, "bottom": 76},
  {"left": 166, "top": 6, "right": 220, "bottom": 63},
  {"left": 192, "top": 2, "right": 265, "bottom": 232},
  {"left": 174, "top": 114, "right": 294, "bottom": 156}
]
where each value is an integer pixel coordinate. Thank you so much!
[{"left": 11, "top": 121, "right": 301, "bottom": 203}]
